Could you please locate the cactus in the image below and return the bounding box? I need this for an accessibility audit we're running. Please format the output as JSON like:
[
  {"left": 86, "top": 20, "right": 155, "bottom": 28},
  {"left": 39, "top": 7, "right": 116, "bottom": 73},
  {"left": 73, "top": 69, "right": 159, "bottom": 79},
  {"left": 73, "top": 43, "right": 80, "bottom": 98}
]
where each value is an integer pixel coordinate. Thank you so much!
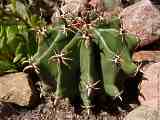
[
  {"left": 94, "top": 28, "right": 138, "bottom": 98},
  {"left": 53, "top": 33, "right": 82, "bottom": 103},
  {"left": 40, "top": 18, "right": 138, "bottom": 111},
  {"left": 80, "top": 38, "right": 101, "bottom": 113},
  {"left": 0, "top": 0, "right": 140, "bottom": 112}
]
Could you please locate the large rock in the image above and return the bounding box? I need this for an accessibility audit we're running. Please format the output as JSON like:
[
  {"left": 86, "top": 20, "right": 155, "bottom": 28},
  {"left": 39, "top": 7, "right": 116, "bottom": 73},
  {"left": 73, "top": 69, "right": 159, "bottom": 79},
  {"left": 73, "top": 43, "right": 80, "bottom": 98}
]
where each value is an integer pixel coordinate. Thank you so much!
[
  {"left": 125, "top": 105, "right": 159, "bottom": 120},
  {"left": 121, "top": 0, "right": 160, "bottom": 48},
  {"left": 133, "top": 51, "right": 160, "bottom": 109},
  {"left": 0, "top": 72, "right": 39, "bottom": 107},
  {"left": 138, "top": 63, "right": 160, "bottom": 110}
]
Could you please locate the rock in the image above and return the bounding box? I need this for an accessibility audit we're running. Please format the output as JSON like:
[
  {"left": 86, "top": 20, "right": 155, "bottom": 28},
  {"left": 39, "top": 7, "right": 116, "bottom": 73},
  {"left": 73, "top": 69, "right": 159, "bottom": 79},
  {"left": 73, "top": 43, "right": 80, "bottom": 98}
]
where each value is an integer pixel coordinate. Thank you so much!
[
  {"left": 121, "top": 0, "right": 160, "bottom": 48},
  {"left": 132, "top": 51, "right": 160, "bottom": 62},
  {"left": 51, "top": 0, "right": 87, "bottom": 23},
  {"left": 51, "top": 0, "right": 122, "bottom": 23},
  {"left": 88, "top": 0, "right": 122, "bottom": 20},
  {"left": 125, "top": 105, "right": 160, "bottom": 120},
  {"left": 0, "top": 72, "right": 39, "bottom": 107},
  {"left": 89, "top": 0, "right": 121, "bottom": 10},
  {"left": 30, "top": 0, "right": 63, "bottom": 16},
  {"left": 138, "top": 63, "right": 160, "bottom": 110},
  {"left": 89, "top": 0, "right": 101, "bottom": 8},
  {"left": 62, "top": 0, "right": 87, "bottom": 15},
  {"left": 61, "top": 2, "right": 83, "bottom": 15}
]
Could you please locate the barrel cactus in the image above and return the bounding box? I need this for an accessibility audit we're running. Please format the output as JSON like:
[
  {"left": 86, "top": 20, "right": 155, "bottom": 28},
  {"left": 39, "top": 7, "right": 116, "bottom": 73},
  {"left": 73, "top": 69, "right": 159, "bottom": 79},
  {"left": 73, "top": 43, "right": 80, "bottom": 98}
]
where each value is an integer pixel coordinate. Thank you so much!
[
  {"left": 0, "top": 0, "right": 140, "bottom": 113},
  {"left": 24, "top": 16, "right": 139, "bottom": 113}
]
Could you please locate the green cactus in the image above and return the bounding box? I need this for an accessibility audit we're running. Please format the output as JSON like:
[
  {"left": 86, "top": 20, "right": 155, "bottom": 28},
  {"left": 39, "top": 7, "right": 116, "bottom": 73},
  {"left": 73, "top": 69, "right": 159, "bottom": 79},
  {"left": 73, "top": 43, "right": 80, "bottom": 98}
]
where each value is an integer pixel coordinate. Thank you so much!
[
  {"left": 94, "top": 28, "right": 138, "bottom": 98},
  {"left": 53, "top": 33, "right": 82, "bottom": 102},
  {"left": 0, "top": 0, "right": 140, "bottom": 112},
  {"left": 79, "top": 38, "right": 102, "bottom": 112}
]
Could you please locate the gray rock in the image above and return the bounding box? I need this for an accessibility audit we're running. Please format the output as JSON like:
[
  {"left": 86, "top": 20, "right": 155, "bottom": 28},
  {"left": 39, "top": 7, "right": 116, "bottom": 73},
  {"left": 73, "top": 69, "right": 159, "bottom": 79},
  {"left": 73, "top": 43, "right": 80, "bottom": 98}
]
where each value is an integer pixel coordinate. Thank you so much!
[
  {"left": 125, "top": 105, "right": 160, "bottom": 120},
  {"left": 0, "top": 72, "right": 39, "bottom": 107},
  {"left": 121, "top": 0, "right": 160, "bottom": 48}
]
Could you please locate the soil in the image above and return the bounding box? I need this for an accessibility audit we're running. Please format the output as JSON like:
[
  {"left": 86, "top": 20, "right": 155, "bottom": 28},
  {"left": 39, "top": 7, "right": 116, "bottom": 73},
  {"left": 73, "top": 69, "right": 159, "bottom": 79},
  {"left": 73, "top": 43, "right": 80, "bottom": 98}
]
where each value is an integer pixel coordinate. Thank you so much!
[{"left": 0, "top": 98, "right": 130, "bottom": 120}]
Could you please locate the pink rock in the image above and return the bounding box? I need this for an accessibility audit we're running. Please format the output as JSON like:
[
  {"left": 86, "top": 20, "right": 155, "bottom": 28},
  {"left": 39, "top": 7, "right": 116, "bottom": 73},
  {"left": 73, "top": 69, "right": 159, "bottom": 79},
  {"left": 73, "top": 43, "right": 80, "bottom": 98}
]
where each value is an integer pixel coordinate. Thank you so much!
[
  {"left": 89, "top": 0, "right": 121, "bottom": 10},
  {"left": 89, "top": 0, "right": 104, "bottom": 11},
  {"left": 139, "top": 63, "right": 160, "bottom": 110},
  {"left": 121, "top": 0, "right": 160, "bottom": 48},
  {"left": 89, "top": 0, "right": 99, "bottom": 7}
]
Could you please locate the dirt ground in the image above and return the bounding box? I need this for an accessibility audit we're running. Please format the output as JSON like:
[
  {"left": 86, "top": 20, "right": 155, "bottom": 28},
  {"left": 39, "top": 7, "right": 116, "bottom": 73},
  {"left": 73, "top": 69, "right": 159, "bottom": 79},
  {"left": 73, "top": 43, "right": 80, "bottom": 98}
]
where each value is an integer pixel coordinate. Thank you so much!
[{"left": 0, "top": 98, "right": 130, "bottom": 120}]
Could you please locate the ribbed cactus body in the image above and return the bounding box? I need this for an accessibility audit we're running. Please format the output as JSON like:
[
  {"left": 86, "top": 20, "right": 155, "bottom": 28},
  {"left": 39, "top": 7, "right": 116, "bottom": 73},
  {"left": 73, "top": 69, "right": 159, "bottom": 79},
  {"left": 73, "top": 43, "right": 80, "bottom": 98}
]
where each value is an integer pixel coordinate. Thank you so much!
[
  {"left": 80, "top": 40, "right": 97, "bottom": 107},
  {"left": 94, "top": 28, "right": 137, "bottom": 97},
  {"left": 54, "top": 33, "right": 82, "bottom": 100},
  {"left": 0, "top": 0, "right": 139, "bottom": 109},
  {"left": 29, "top": 17, "right": 139, "bottom": 107}
]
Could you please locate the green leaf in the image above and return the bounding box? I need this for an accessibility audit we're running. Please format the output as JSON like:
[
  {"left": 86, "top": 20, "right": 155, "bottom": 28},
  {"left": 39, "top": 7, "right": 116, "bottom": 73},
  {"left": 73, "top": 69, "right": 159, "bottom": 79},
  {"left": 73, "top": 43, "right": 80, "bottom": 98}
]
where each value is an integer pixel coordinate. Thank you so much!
[
  {"left": 11, "top": 0, "right": 29, "bottom": 20},
  {"left": 0, "top": 25, "right": 7, "bottom": 50},
  {"left": 11, "top": 0, "right": 16, "bottom": 13},
  {"left": 13, "top": 42, "right": 27, "bottom": 63},
  {"left": 0, "top": 60, "right": 17, "bottom": 75}
]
